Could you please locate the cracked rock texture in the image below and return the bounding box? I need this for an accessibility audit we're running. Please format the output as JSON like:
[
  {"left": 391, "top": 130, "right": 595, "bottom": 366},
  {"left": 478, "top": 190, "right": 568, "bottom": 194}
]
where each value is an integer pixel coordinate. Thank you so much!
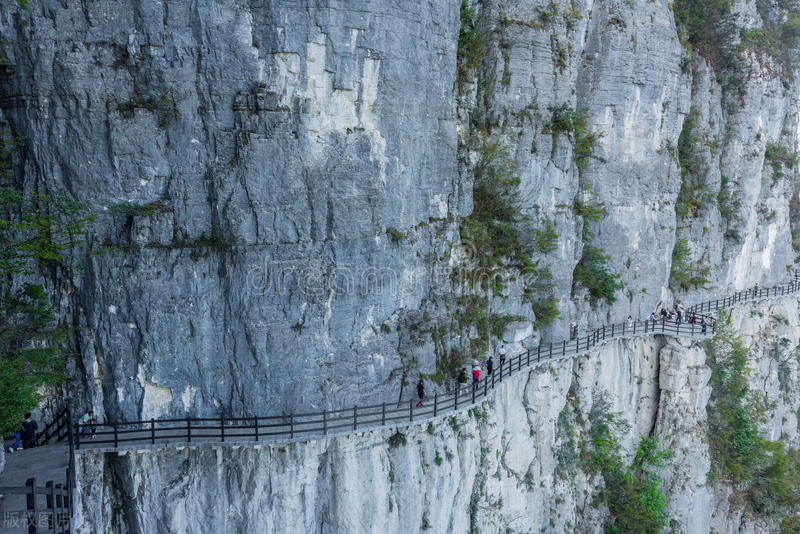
[
  {"left": 72, "top": 296, "right": 800, "bottom": 533},
  {"left": 0, "top": 0, "right": 798, "bottom": 421}
]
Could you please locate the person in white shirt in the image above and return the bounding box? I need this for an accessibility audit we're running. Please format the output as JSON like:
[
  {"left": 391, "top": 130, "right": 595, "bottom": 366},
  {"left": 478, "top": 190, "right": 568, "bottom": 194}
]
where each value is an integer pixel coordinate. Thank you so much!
[{"left": 497, "top": 345, "right": 507, "bottom": 369}]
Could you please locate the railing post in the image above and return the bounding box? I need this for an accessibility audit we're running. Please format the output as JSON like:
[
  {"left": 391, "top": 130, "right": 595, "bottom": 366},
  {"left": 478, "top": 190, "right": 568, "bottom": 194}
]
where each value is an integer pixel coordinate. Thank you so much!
[
  {"left": 484, "top": 375, "right": 488, "bottom": 397},
  {"left": 612, "top": 324, "right": 615, "bottom": 337},
  {"left": 323, "top": 410, "right": 328, "bottom": 435},
  {"left": 410, "top": 398, "right": 414, "bottom": 423},
  {"left": 633, "top": 321, "right": 636, "bottom": 334},
  {"left": 75, "top": 423, "right": 80, "bottom": 450},
  {"left": 54, "top": 483, "right": 64, "bottom": 533},
  {"left": 46, "top": 481, "right": 55, "bottom": 532},
  {"left": 289, "top": 414, "right": 294, "bottom": 439},
  {"left": 549, "top": 342, "right": 553, "bottom": 358},
  {"left": 150, "top": 418, "right": 155, "bottom": 445},
  {"left": 354, "top": 406, "right": 358, "bottom": 431},
  {"left": 434, "top": 393, "right": 438, "bottom": 417},
  {"left": 220, "top": 416, "right": 225, "bottom": 442},
  {"left": 254, "top": 417, "right": 259, "bottom": 442},
  {"left": 113, "top": 422, "right": 118, "bottom": 448},
  {"left": 562, "top": 340, "right": 566, "bottom": 356},
  {"left": 537, "top": 345, "right": 541, "bottom": 362},
  {"left": 26, "top": 477, "right": 37, "bottom": 534},
  {"left": 526, "top": 350, "right": 530, "bottom": 367},
  {"left": 472, "top": 381, "right": 476, "bottom": 404},
  {"left": 454, "top": 387, "right": 459, "bottom": 410},
  {"left": 186, "top": 417, "right": 191, "bottom": 443},
  {"left": 662, "top": 320, "right": 665, "bottom": 333}
]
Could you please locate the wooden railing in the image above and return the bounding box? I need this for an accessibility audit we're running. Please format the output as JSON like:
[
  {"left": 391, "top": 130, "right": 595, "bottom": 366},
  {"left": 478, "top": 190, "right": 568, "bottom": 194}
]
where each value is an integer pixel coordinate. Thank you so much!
[
  {"left": 74, "top": 316, "right": 718, "bottom": 450},
  {"left": 0, "top": 478, "right": 71, "bottom": 533},
  {"left": 36, "top": 407, "right": 69, "bottom": 446},
  {"left": 71, "top": 272, "right": 800, "bottom": 452}
]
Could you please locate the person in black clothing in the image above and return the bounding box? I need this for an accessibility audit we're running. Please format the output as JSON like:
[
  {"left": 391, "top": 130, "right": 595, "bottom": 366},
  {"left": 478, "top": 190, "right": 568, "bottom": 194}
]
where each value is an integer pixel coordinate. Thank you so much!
[
  {"left": 20, "top": 412, "right": 37, "bottom": 449},
  {"left": 486, "top": 356, "right": 494, "bottom": 376},
  {"left": 416, "top": 379, "right": 425, "bottom": 407},
  {"left": 458, "top": 368, "right": 468, "bottom": 384},
  {"left": 700, "top": 317, "right": 707, "bottom": 334}
]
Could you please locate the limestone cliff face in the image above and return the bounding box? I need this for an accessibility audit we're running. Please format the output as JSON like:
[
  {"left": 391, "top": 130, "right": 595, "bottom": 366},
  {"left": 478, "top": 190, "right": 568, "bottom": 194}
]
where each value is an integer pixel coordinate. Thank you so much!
[
  {"left": 0, "top": 0, "right": 464, "bottom": 420},
  {"left": 71, "top": 295, "right": 800, "bottom": 533},
  {"left": 1, "top": 0, "right": 798, "bottom": 423},
  {"left": 473, "top": 0, "right": 799, "bottom": 334}
]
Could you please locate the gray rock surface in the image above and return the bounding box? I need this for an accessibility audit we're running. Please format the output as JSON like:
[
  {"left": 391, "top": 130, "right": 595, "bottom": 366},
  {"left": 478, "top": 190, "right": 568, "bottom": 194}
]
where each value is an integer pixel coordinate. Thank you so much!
[
  {"left": 71, "top": 295, "right": 800, "bottom": 533},
  {"left": 0, "top": 0, "right": 465, "bottom": 420},
  {"left": 1, "top": 0, "right": 797, "bottom": 424},
  {"left": 1, "top": 3, "right": 800, "bottom": 531}
]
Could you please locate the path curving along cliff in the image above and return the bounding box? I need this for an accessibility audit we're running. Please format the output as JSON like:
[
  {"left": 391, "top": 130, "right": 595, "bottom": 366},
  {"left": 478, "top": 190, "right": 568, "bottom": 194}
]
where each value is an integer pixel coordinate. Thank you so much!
[{"left": 65, "top": 271, "right": 799, "bottom": 453}]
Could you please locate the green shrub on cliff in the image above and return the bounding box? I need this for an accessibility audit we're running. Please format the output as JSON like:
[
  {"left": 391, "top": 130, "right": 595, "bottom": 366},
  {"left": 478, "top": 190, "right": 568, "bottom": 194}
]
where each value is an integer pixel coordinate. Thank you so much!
[
  {"left": 581, "top": 395, "right": 673, "bottom": 533},
  {"left": 0, "top": 136, "right": 94, "bottom": 433},
  {"left": 573, "top": 246, "right": 622, "bottom": 305},
  {"left": 706, "top": 311, "right": 800, "bottom": 518}
]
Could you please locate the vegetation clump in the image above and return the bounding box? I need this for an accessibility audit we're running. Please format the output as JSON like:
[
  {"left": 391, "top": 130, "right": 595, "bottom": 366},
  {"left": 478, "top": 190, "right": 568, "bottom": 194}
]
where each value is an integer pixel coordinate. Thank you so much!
[
  {"left": 118, "top": 90, "right": 180, "bottom": 128},
  {"left": 0, "top": 136, "right": 94, "bottom": 433},
  {"left": 386, "top": 228, "right": 408, "bottom": 245},
  {"left": 675, "top": 107, "right": 713, "bottom": 219},
  {"left": 669, "top": 237, "right": 710, "bottom": 291},
  {"left": 764, "top": 142, "right": 798, "bottom": 181},
  {"left": 573, "top": 245, "right": 622, "bottom": 305},
  {"left": 706, "top": 311, "right": 800, "bottom": 522},
  {"left": 458, "top": 134, "right": 560, "bottom": 326},
  {"left": 457, "top": 1, "right": 490, "bottom": 85},
  {"left": 545, "top": 104, "right": 605, "bottom": 169},
  {"left": 387, "top": 431, "right": 407, "bottom": 448},
  {"left": 581, "top": 395, "right": 674, "bottom": 533}
]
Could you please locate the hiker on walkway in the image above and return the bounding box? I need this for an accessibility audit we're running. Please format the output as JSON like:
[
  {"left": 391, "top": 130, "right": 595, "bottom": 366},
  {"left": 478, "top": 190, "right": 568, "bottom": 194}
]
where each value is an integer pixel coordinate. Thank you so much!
[
  {"left": 20, "top": 413, "right": 37, "bottom": 449},
  {"left": 700, "top": 317, "right": 707, "bottom": 334},
  {"left": 660, "top": 308, "right": 668, "bottom": 321},
  {"left": 7, "top": 431, "right": 21, "bottom": 452},
  {"left": 497, "top": 345, "right": 506, "bottom": 369},
  {"left": 472, "top": 361, "right": 481, "bottom": 388},
  {"left": 458, "top": 368, "right": 469, "bottom": 384},
  {"left": 416, "top": 379, "right": 425, "bottom": 407},
  {"left": 486, "top": 355, "right": 494, "bottom": 376},
  {"left": 79, "top": 410, "right": 97, "bottom": 440},
  {"left": 627, "top": 315, "right": 634, "bottom": 327}
]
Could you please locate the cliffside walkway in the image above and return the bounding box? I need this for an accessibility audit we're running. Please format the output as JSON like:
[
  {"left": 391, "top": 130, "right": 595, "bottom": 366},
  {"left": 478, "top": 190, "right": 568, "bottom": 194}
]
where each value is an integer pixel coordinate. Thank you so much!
[
  {"left": 2, "top": 273, "right": 798, "bottom": 533},
  {"left": 63, "top": 272, "right": 800, "bottom": 452}
]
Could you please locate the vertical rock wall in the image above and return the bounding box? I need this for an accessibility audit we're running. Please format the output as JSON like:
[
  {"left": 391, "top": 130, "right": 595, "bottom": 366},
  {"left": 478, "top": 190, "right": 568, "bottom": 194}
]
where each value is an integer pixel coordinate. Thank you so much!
[
  {"left": 0, "top": 0, "right": 464, "bottom": 419},
  {"left": 72, "top": 296, "right": 800, "bottom": 533},
  {"left": 1, "top": 0, "right": 798, "bottom": 468}
]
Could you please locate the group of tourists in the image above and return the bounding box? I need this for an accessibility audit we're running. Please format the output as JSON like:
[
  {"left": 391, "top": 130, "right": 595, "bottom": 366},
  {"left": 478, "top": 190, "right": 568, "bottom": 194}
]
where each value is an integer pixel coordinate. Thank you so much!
[
  {"left": 415, "top": 344, "right": 511, "bottom": 406},
  {"left": 648, "top": 300, "right": 707, "bottom": 333},
  {"left": 6, "top": 409, "right": 98, "bottom": 452}
]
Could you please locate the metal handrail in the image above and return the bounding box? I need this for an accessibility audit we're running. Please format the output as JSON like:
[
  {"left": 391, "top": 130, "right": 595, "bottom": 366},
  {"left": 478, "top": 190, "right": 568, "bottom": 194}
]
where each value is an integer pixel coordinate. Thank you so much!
[{"left": 69, "top": 271, "right": 799, "bottom": 452}]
